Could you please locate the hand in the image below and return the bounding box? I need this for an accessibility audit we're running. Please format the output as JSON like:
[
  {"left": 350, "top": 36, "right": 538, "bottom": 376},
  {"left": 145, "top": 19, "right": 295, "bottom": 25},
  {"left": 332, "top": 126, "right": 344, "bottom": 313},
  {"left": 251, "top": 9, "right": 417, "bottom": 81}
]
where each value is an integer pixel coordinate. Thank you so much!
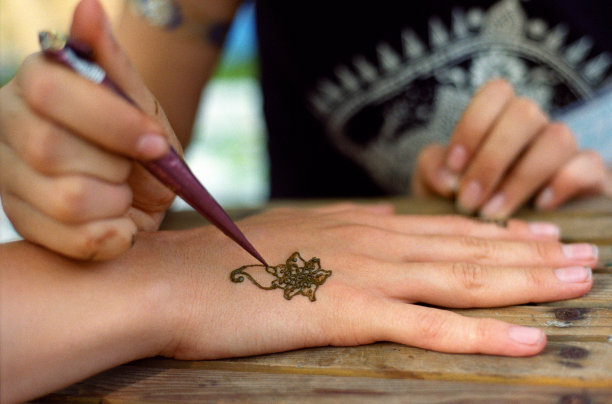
[
  {"left": 0, "top": 0, "right": 181, "bottom": 260},
  {"left": 158, "top": 203, "right": 597, "bottom": 359},
  {"left": 412, "top": 79, "right": 607, "bottom": 218},
  {"left": 2, "top": 203, "right": 598, "bottom": 402}
]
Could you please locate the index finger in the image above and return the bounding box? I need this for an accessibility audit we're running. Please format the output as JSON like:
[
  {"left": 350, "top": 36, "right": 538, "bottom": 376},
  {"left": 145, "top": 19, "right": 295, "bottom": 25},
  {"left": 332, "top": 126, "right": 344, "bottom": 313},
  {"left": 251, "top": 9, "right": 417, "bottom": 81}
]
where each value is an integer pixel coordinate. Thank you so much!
[
  {"left": 445, "top": 79, "right": 514, "bottom": 172},
  {"left": 20, "top": 56, "right": 167, "bottom": 161}
]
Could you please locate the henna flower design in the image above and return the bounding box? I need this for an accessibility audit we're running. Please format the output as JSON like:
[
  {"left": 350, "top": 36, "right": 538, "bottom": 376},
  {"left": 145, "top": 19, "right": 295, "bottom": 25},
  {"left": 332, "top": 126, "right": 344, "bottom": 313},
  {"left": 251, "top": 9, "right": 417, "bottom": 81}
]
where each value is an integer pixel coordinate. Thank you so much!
[{"left": 230, "top": 252, "right": 332, "bottom": 301}]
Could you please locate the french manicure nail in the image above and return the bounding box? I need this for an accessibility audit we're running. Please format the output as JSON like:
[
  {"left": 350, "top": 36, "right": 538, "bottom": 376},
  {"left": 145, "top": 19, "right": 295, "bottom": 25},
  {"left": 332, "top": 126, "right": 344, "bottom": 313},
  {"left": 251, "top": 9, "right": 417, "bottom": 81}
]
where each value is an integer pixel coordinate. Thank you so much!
[
  {"left": 136, "top": 133, "right": 168, "bottom": 159},
  {"left": 528, "top": 222, "right": 560, "bottom": 237},
  {"left": 438, "top": 168, "right": 459, "bottom": 192},
  {"left": 446, "top": 144, "right": 467, "bottom": 172},
  {"left": 457, "top": 180, "right": 482, "bottom": 214},
  {"left": 535, "top": 187, "right": 554, "bottom": 210},
  {"left": 562, "top": 243, "right": 598, "bottom": 261},
  {"left": 508, "top": 326, "right": 544, "bottom": 345},
  {"left": 480, "top": 192, "right": 505, "bottom": 218},
  {"left": 554, "top": 266, "right": 592, "bottom": 283}
]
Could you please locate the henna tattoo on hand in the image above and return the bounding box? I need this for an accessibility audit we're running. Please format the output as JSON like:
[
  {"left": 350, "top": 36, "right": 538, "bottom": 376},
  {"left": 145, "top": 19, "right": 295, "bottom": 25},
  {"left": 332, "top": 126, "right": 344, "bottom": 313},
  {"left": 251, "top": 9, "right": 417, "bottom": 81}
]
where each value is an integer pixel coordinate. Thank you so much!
[{"left": 230, "top": 252, "right": 332, "bottom": 301}]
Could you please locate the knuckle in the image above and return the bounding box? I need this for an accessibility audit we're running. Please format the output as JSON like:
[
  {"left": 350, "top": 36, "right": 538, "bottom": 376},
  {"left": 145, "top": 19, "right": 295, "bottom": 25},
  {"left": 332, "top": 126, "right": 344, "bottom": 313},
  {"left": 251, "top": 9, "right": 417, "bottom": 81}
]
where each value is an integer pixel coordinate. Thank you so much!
[
  {"left": 21, "top": 67, "right": 57, "bottom": 114},
  {"left": 417, "top": 310, "right": 448, "bottom": 344},
  {"left": 531, "top": 240, "right": 555, "bottom": 262},
  {"left": 513, "top": 97, "right": 547, "bottom": 123},
  {"left": 523, "top": 267, "right": 546, "bottom": 290},
  {"left": 451, "top": 262, "right": 486, "bottom": 291},
  {"left": 22, "top": 125, "right": 61, "bottom": 171},
  {"left": 459, "top": 236, "right": 498, "bottom": 261},
  {"left": 52, "top": 177, "right": 90, "bottom": 221}
]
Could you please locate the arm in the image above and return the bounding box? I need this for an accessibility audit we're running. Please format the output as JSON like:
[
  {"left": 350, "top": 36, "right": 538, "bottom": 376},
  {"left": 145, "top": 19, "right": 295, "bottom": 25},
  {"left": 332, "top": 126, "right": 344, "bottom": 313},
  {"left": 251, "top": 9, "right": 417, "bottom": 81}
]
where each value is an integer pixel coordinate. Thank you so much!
[
  {"left": 1, "top": 203, "right": 598, "bottom": 403},
  {"left": 116, "top": 0, "right": 242, "bottom": 148}
]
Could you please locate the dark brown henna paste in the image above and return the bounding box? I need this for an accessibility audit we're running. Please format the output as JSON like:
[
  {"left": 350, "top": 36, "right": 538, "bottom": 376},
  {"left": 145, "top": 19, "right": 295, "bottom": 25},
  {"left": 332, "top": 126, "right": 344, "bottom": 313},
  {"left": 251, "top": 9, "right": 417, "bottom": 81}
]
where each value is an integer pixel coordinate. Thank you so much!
[{"left": 230, "top": 252, "right": 332, "bottom": 301}]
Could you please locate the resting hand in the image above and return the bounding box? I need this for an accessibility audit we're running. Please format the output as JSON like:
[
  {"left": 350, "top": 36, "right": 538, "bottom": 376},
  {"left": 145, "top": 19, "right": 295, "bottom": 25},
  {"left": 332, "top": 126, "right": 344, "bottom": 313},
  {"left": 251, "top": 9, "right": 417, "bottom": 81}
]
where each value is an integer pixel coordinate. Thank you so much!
[
  {"left": 0, "top": 0, "right": 180, "bottom": 260},
  {"left": 412, "top": 79, "right": 607, "bottom": 218},
  {"left": 160, "top": 204, "right": 596, "bottom": 359}
]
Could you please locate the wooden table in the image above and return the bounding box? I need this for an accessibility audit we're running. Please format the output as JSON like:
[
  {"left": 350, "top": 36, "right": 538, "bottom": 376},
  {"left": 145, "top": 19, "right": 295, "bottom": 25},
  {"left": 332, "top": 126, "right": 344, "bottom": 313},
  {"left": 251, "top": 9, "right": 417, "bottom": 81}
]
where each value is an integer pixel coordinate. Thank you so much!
[{"left": 42, "top": 197, "right": 612, "bottom": 403}]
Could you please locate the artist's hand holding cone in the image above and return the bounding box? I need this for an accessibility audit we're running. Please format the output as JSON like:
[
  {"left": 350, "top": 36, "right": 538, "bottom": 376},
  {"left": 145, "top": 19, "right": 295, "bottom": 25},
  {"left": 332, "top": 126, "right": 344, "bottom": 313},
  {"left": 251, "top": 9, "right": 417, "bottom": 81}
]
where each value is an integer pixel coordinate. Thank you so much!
[{"left": 0, "top": 0, "right": 181, "bottom": 260}]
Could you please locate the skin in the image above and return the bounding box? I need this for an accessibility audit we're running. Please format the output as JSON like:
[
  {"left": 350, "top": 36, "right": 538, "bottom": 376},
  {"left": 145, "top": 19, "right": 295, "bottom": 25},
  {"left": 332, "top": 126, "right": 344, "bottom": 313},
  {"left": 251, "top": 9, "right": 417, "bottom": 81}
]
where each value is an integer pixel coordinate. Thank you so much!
[{"left": 0, "top": 203, "right": 599, "bottom": 403}]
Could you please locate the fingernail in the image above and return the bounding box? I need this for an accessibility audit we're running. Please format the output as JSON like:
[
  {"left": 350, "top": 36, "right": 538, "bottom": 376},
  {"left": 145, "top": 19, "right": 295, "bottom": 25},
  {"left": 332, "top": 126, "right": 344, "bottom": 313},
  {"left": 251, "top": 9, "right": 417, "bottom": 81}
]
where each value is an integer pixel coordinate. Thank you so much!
[
  {"left": 528, "top": 222, "right": 560, "bottom": 238},
  {"left": 535, "top": 187, "right": 554, "bottom": 210},
  {"left": 136, "top": 133, "right": 168, "bottom": 159},
  {"left": 438, "top": 168, "right": 459, "bottom": 192},
  {"left": 456, "top": 180, "right": 481, "bottom": 214},
  {"left": 480, "top": 192, "right": 505, "bottom": 218},
  {"left": 554, "top": 266, "right": 592, "bottom": 283},
  {"left": 562, "top": 243, "right": 598, "bottom": 260},
  {"left": 508, "top": 326, "right": 544, "bottom": 345},
  {"left": 446, "top": 144, "right": 467, "bottom": 172}
]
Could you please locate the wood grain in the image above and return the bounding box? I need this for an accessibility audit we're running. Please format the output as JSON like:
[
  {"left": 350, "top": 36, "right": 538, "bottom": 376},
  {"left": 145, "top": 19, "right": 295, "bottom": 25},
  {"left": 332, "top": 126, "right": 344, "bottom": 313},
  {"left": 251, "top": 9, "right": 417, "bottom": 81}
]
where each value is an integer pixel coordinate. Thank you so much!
[{"left": 42, "top": 367, "right": 612, "bottom": 403}]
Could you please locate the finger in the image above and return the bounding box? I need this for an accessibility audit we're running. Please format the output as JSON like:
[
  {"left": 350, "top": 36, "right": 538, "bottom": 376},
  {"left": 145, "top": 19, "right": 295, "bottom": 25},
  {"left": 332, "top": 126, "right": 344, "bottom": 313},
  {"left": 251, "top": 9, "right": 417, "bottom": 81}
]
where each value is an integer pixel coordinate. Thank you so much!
[
  {"left": 330, "top": 210, "right": 561, "bottom": 241},
  {"left": 412, "top": 143, "right": 457, "bottom": 197},
  {"left": 2, "top": 192, "right": 136, "bottom": 260},
  {"left": 457, "top": 97, "right": 548, "bottom": 214},
  {"left": 19, "top": 55, "right": 167, "bottom": 161},
  {"left": 1, "top": 145, "right": 132, "bottom": 223},
  {"left": 367, "top": 300, "right": 546, "bottom": 356},
  {"left": 535, "top": 151, "right": 606, "bottom": 211},
  {"left": 340, "top": 228, "right": 597, "bottom": 267},
  {"left": 369, "top": 261, "right": 591, "bottom": 307},
  {"left": 480, "top": 122, "right": 577, "bottom": 219},
  {"left": 445, "top": 78, "right": 514, "bottom": 172},
  {"left": 2, "top": 97, "right": 131, "bottom": 181}
]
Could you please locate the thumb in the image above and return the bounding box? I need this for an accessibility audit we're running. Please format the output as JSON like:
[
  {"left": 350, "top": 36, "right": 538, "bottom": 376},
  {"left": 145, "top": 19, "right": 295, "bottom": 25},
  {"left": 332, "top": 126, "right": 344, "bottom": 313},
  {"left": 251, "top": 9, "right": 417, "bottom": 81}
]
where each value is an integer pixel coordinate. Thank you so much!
[{"left": 69, "top": 0, "right": 156, "bottom": 115}]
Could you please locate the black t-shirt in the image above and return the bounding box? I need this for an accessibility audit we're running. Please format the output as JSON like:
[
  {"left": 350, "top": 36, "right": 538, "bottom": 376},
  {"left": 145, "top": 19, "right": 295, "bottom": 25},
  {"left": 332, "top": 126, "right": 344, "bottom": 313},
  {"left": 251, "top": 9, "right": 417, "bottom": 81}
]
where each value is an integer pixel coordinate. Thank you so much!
[{"left": 256, "top": 0, "right": 612, "bottom": 198}]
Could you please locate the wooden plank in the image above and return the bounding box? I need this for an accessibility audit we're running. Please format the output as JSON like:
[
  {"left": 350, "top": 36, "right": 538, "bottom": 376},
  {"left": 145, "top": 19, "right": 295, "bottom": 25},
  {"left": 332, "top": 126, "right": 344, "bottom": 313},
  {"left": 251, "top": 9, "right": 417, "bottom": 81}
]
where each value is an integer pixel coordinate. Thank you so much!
[
  {"left": 126, "top": 341, "right": 612, "bottom": 388},
  {"left": 42, "top": 367, "right": 612, "bottom": 403}
]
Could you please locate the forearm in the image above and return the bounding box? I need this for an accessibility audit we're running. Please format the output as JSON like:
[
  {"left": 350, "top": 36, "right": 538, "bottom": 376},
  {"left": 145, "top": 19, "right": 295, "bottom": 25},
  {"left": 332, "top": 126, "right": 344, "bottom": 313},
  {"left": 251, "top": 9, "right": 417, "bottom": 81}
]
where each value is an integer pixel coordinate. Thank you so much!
[
  {"left": 0, "top": 234, "right": 179, "bottom": 403},
  {"left": 116, "top": 0, "right": 241, "bottom": 148}
]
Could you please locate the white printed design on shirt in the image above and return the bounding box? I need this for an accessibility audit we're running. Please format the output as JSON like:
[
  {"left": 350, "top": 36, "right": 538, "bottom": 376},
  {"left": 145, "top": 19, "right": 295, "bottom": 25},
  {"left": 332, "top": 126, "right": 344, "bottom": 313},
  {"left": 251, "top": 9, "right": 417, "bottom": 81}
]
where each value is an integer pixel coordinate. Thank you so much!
[{"left": 308, "top": 0, "right": 611, "bottom": 193}]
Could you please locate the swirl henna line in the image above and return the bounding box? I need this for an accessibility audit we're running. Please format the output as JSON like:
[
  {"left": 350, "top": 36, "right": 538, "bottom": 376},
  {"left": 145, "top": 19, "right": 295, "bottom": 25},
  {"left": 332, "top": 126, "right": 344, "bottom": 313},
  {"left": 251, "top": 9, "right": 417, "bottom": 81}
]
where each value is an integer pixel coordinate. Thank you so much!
[
  {"left": 230, "top": 252, "right": 332, "bottom": 302},
  {"left": 230, "top": 265, "right": 277, "bottom": 290}
]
